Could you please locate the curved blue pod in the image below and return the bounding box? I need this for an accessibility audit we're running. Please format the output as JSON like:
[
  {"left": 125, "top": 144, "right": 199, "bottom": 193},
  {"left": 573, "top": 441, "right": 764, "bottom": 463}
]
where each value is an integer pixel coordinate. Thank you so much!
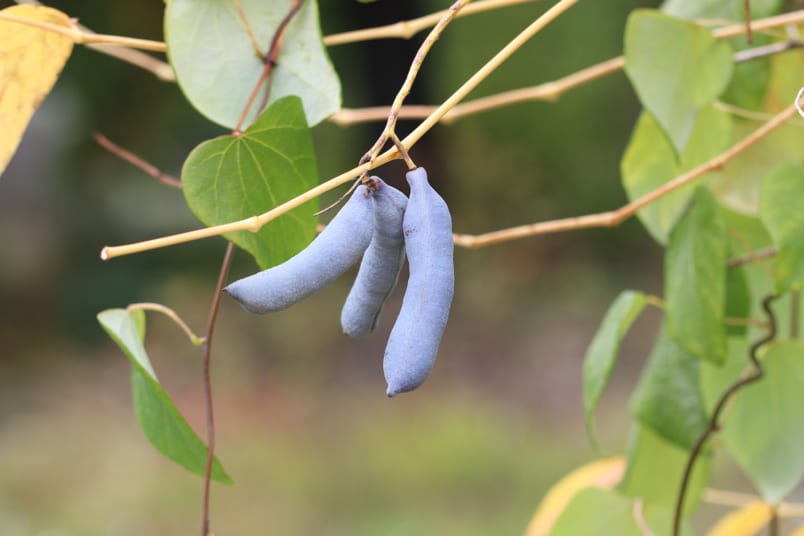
[
  {"left": 384, "top": 167, "right": 454, "bottom": 397},
  {"left": 341, "top": 178, "right": 408, "bottom": 337},
  {"left": 225, "top": 186, "right": 373, "bottom": 313}
]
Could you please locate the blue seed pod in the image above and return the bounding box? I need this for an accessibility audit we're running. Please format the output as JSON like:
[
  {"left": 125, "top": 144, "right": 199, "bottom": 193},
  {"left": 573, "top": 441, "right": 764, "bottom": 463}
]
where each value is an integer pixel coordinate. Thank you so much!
[
  {"left": 341, "top": 178, "right": 408, "bottom": 337},
  {"left": 225, "top": 186, "right": 373, "bottom": 313},
  {"left": 384, "top": 167, "right": 454, "bottom": 397}
]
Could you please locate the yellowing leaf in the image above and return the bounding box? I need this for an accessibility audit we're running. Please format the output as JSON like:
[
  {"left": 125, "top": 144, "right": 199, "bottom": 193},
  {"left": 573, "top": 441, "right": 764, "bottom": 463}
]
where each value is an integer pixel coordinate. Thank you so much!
[
  {"left": 0, "top": 5, "right": 74, "bottom": 174},
  {"left": 523, "top": 457, "right": 626, "bottom": 536},
  {"left": 706, "top": 501, "right": 772, "bottom": 536}
]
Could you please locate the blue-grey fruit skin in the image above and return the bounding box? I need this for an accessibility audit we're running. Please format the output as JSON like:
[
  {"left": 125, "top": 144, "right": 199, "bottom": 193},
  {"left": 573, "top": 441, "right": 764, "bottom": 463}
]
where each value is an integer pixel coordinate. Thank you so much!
[
  {"left": 341, "top": 178, "right": 408, "bottom": 337},
  {"left": 225, "top": 186, "right": 373, "bottom": 314},
  {"left": 384, "top": 167, "right": 454, "bottom": 397}
]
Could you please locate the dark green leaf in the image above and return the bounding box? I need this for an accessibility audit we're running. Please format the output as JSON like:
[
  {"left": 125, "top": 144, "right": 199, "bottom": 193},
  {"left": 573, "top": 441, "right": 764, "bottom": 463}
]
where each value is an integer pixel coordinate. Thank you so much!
[
  {"left": 583, "top": 290, "right": 647, "bottom": 447},
  {"left": 621, "top": 106, "right": 732, "bottom": 244},
  {"left": 97, "top": 309, "right": 232, "bottom": 484},
  {"left": 551, "top": 487, "right": 690, "bottom": 536},
  {"left": 760, "top": 164, "right": 804, "bottom": 293},
  {"left": 630, "top": 325, "right": 708, "bottom": 450},
  {"left": 165, "top": 0, "right": 340, "bottom": 128},
  {"left": 624, "top": 10, "right": 733, "bottom": 153},
  {"left": 182, "top": 96, "right": 318, "bottom": 270},
  {"left": 665, "top": 187, "right": 728, "bottom": 363},
  {"left": 701, "top": 341, "right": 804, "bottom": 503},
  {"left": 619, "top": 424, "right": 709, "bottom": 513}
]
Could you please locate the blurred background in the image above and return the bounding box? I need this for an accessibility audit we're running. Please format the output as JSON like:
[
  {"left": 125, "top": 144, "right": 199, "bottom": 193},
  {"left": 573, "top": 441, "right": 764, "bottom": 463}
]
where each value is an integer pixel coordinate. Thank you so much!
[{"left": 0, "top": 0, "right": 716, "bottom": 533}]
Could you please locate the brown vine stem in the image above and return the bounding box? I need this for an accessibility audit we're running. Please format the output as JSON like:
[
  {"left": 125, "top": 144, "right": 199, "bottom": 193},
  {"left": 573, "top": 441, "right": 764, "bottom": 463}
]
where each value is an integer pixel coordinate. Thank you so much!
[
  {"left": 324, "top": 0, "right": 533, "bottom": 46},
  {"left": 200, "top": 242, "right": 234, "bottom": 536},
  {"left": 99, "top": 0, "right": 581, "bottom": 260},
  {"left": 93, "top": 133, "right": 182, "bottom": 189},
  {"left": 744, "top": 0, "right": 753, "bottom": 44},
  {"left": 331, "top": 9, "right": 804, "bottom": 126},
  {"left": 232, "top": 0, "right": 306, "bottom": 133},
  {"left": 726, "top": 246, "right": 777, "bottom": 268},
  {"left": 358, "top": 0, "right": 469, "bottom": 178},
  {"left": 200, "top": 5, "right": 303, "bottom": 533},
  {"left": 672, "top": 294, "right": 779, "bottom": 536}
]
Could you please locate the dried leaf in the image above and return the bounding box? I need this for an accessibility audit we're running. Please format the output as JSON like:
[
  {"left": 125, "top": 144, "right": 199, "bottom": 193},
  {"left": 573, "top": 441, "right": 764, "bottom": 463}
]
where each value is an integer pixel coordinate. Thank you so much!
[
  {"left": 0, "top": 5, "right": 74, "bottom": 174},
  {"left": 523, "top": 457, "right": 626, "bottom": 536}
]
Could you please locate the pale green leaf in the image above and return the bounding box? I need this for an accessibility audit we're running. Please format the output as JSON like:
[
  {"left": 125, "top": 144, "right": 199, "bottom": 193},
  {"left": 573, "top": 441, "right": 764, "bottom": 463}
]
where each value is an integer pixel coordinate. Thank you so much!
[
  {"left": 619, "top": 424, "right": 710, "bottom": 513},
  {"left": 624, "top": 10, "right": 733, "bottom": 153},
  {"left": 582, "top": 290, "right": 647, "bottom": 447},
  {"left": 630, "top": 325, "right": 708, "bottom": 450},
  {"left": 665, "top": 187, "right": 728, "bottom": 364},
  {"left": 701, "top": 341, "right": 804, "bottom": 503},
  {"left": 182, "top": 96, "right": 318, "bottom": 270},
  {"left": 165, "top": 0, "right": 340, "bottom": 128},
  {"left": 760, "top": 164, "right": 804, "bottom": 293},
  {"left": 621, "top": 106, "right": 732, "bottom": 244},
  {"left": 97, "top": 308, "right": 232, "bottom": 484}
]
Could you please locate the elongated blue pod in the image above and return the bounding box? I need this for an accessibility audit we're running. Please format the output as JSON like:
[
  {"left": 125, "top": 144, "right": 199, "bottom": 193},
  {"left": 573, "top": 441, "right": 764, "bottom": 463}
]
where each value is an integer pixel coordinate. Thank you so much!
[
  {"left": 341, "top": 178, "right": 408, "bottom": 337},
  {"left": 225, "top": 186, "right": 373, "bottom": 313},
  {"left": 384, "top": 167, "right": 454, "bottom": 397}
]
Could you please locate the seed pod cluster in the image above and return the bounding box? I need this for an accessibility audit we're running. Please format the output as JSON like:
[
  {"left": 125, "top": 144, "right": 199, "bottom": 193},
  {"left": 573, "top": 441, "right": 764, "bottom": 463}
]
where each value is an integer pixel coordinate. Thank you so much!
[{"left": 225, "top": 168, "right": 454, "bottom": 396}]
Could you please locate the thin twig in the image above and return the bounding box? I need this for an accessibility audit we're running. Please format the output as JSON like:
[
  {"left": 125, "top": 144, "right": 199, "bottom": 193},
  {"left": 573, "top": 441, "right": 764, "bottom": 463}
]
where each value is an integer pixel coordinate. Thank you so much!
[
  {"left": 726, "top": 246, "right": 777, "bottom": 268},
  {"left": 703, "top": 488, "right": 804, "bottom": 518},
  {"left": 732, "top": 39, "right": 803, "bottom": 62},
  {"left": 632, "top": 499, "right": 657, "bottom": 536},
  {"left": 200, "top": 242, "right": 234, "bottom": 536},
  {"left": 714, "top": 100, "right": 804, "bottom": 126},
  {"left": 358, "top": 0, "right": 468, "bottom": 179},
  {"left": 796, "top": 86, "right": 804, "bottom": 120},
  {"left": 725, "top": 317, "right": 771, "bottom": 330},
  {"left": 323, "top": 0, "right": 534, "bottom": 46},
  {"left": 99, "top": 0, "right": 581, "bottom": 260},
  {"left": 450, "top": 105, "right": 797, "bottom": 248},
  {"left": 672, "top": 294, "right": 779, "bottom": 536},
  {"left": 9, "top": 0, "right": 173, "bottom": 80},
  {"left": 93, "top": 133, "right": 182, "bottom": 189},
  {"left": 0, "top": 12, "right": 166, "bottom": 51},
  {"left": 330, "top": 10, "right": 804, "bottom": 126},
  {"left": 745, "top": 0, "right": 753, "bottom": 44},
  {"left": 126, "top": 302, "right": 204, "bottom": 346}
]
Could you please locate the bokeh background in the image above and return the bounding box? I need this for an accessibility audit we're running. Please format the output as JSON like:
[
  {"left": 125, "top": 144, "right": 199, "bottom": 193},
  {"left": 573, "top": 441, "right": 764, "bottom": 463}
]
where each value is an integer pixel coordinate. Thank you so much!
[{"left": 1, "top": 0, "right": 755, "bottom": 534}]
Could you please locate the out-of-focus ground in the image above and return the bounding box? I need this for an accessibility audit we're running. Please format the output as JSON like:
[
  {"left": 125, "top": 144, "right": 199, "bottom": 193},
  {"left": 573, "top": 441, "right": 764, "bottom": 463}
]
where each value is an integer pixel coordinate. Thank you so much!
[{"left": 1, "top": 0, "right": 768, "bottom": 534}]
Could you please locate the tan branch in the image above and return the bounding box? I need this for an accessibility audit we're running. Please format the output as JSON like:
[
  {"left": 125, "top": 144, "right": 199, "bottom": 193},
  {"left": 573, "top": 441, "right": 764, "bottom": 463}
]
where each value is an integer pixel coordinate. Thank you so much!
[
  {"left": 323, "top": 0, "right": 535, "bottom": 46},
  {"left": 451, "top": 105, "right": 798, "bottom": 249},
  {"left": 331, "top": 9, "right": 804, "bottom": 126}
]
